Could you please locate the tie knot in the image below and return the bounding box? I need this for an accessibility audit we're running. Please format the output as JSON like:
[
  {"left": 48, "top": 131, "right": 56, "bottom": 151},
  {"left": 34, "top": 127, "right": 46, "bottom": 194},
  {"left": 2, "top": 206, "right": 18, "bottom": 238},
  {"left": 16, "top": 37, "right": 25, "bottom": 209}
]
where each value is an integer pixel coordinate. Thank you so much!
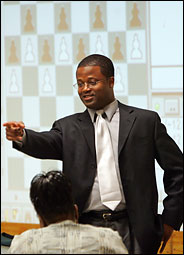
[
  {"left": 95, "top": 110, "right": 106, "bottom": 121},
  {"left": 96, "top": 110, "right": 104, "bottom": 116}
]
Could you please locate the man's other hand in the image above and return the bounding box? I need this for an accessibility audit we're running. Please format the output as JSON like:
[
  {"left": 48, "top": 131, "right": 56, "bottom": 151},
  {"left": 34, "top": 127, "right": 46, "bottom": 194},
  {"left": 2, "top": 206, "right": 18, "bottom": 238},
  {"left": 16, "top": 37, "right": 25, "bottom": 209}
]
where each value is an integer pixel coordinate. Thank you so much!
[{"left": 159, "top": 224, "right": 174, "bottom": 253}]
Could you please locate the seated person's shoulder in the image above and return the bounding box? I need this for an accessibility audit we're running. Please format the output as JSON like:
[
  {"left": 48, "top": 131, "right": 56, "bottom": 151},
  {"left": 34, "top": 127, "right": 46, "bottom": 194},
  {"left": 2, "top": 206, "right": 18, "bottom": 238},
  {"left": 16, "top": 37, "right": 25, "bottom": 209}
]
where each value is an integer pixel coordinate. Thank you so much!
[
  {"left": 8, "top": 228, "right": 39, "bottom": 254},
  {"left": 79, "top": 223, "right": 128, "bottom": 254}
]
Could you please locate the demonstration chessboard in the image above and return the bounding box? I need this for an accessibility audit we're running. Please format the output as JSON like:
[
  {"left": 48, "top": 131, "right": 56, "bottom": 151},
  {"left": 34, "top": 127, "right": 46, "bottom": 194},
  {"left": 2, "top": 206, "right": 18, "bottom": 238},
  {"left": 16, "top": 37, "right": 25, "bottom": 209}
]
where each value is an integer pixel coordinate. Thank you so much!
[{"left": 1, "top": 1, "right": 183, "bottom": 224}]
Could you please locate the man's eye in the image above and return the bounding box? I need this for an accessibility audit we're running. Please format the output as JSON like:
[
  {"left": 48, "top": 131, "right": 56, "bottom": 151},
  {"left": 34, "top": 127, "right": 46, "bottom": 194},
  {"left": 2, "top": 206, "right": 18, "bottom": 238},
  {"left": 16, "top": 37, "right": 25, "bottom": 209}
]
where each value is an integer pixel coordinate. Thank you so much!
[
  {"left": 78, "top": 83, "right": 84, "bottom": 87},
  {"left": 88, "top": 81, "right": 97, "bottom": 86}
]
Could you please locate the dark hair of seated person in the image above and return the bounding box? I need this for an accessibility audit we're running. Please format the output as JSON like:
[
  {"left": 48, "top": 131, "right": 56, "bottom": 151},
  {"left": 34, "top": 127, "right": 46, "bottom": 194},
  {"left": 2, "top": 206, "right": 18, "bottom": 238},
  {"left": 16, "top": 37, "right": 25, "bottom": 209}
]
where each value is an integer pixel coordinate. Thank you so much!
[{"left": 30, "top": 170, "right": 78, "bottom": 227}]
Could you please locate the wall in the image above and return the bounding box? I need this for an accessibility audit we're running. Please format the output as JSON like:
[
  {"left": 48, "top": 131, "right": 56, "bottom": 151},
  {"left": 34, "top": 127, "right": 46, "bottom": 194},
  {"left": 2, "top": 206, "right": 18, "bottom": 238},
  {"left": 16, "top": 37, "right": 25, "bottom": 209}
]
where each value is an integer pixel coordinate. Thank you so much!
[{"left": 1, "top": 1, "right": 183, "bottom": 225}]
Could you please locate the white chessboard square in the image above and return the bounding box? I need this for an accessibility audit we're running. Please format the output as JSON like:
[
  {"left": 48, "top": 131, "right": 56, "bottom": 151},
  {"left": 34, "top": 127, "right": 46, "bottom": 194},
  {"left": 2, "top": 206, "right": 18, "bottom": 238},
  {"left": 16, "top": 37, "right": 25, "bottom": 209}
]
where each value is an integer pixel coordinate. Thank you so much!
[
  {"left": 107, "top": 1, "right": 126, "bottom": 32},
  {"left": 114, "top": 63, "right": 128, "bottom": 97},
  {"left": 128, "top": 95, "right": 148, "bottom": 109},
  {"left": 41, "top": 160, "right": 61, "bottom": 173},
  {"left": 89, "top": 32, "right": 108, "bottom": 56},
  {"left": 3, "top": 5, "right": 21, "bottom": 36},
  {"left": 22, "top": 96, "right": 40, "bottom": 127},
  {"left": 56, "top": 96, "right": 74, "bottom": 119},
  {"left": 37, "top": 3, "right": 54, "bottom": 34},
  {"left": 21, "top": 35, "right": 38, "bottom": 66},
  {"left": 39, "top": 126, "right": 52, "bottom": 132},
  {"left": 5, "top": 66, "right": 22, "bottom": 97},
  {"left": 71, "top": 2, "right": 90, "bottom": 33},
  {"left": 24, "top": 157, "right": 41, "bottom": 189},
  {"left": 38, "top": 66, "right": 56, "bottom": 97},
  {"left": 5, "top": 140, "right": 24, "bottom": 159},
  {"left": 54, "top": 34, "right": 73, "bottom": 66}
]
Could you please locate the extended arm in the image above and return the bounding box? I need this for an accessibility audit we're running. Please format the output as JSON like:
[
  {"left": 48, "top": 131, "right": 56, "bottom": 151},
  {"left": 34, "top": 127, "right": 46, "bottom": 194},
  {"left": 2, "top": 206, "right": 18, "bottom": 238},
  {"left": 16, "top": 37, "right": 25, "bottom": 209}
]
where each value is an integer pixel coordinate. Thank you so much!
[{"left": 4, "top": 121, "right": 63, "bottom": 160}]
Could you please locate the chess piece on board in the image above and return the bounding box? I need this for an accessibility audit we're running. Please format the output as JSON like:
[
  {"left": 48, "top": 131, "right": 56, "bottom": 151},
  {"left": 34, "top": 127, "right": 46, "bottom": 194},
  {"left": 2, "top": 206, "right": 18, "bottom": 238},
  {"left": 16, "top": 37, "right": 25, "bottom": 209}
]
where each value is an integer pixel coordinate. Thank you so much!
[
  {"left": 93, "top": 5, "right": 104, "bottom": 29},
  {"left": 9, "top": 69, "right": 19, "bottom": 93},
  {"left": 42, "top": 39, "right": 52, "bottom": 62},
  {"left": 42, "top": 69, "right": 52, "bottom": 93},
  {"left": 114, "top": 66, "right": 124, "bottom": 93},
  {"left": 76, "top": 38, "right": 85, "bottom": 61},
  {"left": 12, "top": 209, "right": 18, "bottom": 221},
  {"left": 95, "top": 35, "right": 105, "bottom": 55},
  {"left": 58, "top": 7, "right": 68, "bottom": 31},
  {"left": 59, "top": 37, "right": 69, "bottom": 61},
  {"left": 130, "top": 3, "right": 141, "bottom": 27},
  {"left": 25, "top": 38, "right": 35, "bottom": 62},
  {"left": 112, "top": 36, "right": 124, "bottom": 60},
  {"left": 25, "top": 211, "right": 32, "bottom": 223},
  {"left": 8, "top": 40, "right": 18, "bottom": 63},
  {"left": 131, "top": 33, "right": 143, "bottom": 59},
  {"left": 24, "top": 8, "right": 34, "bottom": 32}
]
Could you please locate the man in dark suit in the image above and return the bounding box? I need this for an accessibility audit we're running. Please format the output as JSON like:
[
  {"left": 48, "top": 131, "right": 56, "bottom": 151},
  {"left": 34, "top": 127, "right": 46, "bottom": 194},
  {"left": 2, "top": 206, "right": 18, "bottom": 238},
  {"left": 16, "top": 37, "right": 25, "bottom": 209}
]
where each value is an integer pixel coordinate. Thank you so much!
[{"left": 3, "top": 54, "right": 183, "bottom": 254}]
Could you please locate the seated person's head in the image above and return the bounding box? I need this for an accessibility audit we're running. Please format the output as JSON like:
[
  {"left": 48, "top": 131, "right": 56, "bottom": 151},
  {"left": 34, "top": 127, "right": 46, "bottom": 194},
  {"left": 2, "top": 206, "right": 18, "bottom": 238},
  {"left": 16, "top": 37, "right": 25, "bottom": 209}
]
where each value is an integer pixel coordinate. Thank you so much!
[{"left": 30, "top": 170, "right": 78, "bottom": 227}]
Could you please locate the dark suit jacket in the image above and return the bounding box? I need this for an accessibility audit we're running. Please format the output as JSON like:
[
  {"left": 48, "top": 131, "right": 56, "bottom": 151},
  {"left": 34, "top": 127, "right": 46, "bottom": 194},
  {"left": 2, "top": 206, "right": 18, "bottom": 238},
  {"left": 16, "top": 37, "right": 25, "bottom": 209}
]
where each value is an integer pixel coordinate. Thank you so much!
[{"left": 13, "top": 101, "right": 183, "bottom": 253}]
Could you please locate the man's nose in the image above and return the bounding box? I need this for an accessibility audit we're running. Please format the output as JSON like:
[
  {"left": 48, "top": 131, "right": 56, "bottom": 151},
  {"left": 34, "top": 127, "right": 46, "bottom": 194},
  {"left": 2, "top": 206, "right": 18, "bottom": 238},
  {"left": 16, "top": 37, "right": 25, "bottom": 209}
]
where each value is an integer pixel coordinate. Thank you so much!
[{"left": 82, "top": 82, "right": 91, "bottom": 90}]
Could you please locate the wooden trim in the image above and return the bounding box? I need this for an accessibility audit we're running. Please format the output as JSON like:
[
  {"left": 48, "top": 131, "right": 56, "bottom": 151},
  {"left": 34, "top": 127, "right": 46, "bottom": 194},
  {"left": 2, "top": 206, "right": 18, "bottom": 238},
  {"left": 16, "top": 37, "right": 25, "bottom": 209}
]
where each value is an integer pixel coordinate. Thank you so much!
[{"left": 1, "top": 222, "right": 40, "bottom": 236}]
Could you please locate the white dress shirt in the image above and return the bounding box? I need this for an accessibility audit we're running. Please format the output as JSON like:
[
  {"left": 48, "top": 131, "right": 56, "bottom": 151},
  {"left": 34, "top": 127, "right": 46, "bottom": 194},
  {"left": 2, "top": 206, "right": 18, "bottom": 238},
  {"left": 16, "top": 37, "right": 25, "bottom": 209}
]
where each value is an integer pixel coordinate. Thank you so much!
[{"left": 84, "top": 99, "right": 126, "bottom": 212}]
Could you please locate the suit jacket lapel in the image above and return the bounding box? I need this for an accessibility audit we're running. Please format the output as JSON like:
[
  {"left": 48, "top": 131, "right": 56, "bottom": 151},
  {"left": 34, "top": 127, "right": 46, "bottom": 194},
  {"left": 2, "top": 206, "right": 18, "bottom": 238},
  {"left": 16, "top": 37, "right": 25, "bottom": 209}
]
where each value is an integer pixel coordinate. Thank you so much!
[
  {"left": 77, "top": 104, "right": 136, "bottom": 158},
  {"left": 77, "top": 110, "right": 96, "bottom": 160},
  {"left": 118, "top": 102, "right": 136, "bottom": 155}
]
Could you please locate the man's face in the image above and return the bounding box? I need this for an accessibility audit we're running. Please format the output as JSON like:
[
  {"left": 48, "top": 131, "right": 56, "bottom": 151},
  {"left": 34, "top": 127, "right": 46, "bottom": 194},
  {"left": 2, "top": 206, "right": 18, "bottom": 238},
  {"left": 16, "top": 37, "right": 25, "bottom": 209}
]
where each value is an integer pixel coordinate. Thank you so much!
[{"left": 76, "top": 66, "right": 114, "bottom": 110}]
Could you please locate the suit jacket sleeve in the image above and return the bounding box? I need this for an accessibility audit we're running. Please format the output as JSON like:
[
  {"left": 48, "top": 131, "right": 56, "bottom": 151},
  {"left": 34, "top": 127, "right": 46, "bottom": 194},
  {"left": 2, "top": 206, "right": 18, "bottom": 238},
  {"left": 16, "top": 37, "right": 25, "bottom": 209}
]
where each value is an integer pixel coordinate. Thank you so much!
[
  {"left": 13, "top": 120, "right": 63, "bottom": 160},
  {"left": 154, "top": 113, "right": 183, "bottom": 230}
]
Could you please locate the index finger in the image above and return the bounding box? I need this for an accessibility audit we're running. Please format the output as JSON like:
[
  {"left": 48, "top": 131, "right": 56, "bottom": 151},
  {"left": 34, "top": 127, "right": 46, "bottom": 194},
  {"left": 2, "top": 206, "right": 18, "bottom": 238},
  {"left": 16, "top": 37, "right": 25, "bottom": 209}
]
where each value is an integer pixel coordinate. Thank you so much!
[{"left": 3, "top": 122, "right": 25, "bottom": 129}]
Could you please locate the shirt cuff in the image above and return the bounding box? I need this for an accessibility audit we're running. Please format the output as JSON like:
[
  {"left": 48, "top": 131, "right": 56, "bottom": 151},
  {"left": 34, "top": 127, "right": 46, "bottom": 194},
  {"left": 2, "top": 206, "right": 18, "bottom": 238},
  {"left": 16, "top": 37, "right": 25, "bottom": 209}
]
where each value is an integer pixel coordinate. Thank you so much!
[{"left": 14, "top": 129, "right": 26, "bottom": 146}]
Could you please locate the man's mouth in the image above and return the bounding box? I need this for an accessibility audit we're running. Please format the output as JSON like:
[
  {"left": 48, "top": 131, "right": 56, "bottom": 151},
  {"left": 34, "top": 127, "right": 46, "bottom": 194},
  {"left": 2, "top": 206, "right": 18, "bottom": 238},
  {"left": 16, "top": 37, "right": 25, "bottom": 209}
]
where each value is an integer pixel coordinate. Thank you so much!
[{"left": 82, "top": 95, "right": 94, "bottom": 101}]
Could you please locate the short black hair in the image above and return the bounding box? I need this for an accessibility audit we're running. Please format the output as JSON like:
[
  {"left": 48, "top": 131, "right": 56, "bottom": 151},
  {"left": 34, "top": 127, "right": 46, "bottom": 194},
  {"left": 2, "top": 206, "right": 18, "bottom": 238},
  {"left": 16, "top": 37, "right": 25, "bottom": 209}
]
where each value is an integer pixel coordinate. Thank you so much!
[
  {"left": 30, "top": 170, "right": 75, "bottom": 224},
  {"left": 77, "top": 54, "right": 114, "bottom": 78}
]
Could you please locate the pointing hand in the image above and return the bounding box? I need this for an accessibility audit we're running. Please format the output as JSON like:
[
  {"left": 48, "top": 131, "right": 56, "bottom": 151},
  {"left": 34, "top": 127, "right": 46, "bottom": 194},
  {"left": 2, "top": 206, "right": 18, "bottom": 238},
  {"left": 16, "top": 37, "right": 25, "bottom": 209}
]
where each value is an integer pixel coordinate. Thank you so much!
[{"left": 3, "top": 121, "right": 25, "bottom": 141}]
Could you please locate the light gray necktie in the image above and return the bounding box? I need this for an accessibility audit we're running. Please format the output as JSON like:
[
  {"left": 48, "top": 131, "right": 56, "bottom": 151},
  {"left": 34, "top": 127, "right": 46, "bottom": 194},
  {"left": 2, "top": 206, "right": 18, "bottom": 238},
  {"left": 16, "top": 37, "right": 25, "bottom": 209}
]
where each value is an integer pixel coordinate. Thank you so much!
[{"left": 95, "top": 110, "right": 122, "bottom": 210}]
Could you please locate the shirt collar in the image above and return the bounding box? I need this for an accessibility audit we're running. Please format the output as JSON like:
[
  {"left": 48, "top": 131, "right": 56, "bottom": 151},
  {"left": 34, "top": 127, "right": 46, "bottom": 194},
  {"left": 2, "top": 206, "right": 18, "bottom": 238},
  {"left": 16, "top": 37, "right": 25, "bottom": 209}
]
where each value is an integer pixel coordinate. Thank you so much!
[{"left": 87, "top": 99, "right": 118, "bottom": 123}]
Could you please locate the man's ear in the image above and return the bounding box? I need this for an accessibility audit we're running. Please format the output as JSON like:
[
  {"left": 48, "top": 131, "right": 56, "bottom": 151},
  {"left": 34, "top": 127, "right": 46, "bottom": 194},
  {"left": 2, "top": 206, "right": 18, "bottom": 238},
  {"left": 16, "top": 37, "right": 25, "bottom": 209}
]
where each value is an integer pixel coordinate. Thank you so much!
[
  {"left": 74, "top": 204, "right": 79, "bottom": 223},
  {"left": 109, "top": 76, "right": 114, "bottom": 88}
]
